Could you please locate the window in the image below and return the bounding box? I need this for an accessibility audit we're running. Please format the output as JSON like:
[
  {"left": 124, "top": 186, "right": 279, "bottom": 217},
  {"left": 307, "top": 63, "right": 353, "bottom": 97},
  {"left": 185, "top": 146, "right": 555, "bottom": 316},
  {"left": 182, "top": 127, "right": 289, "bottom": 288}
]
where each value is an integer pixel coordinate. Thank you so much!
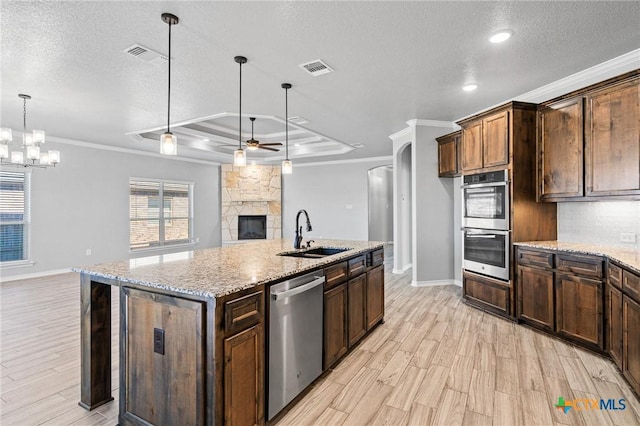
[
  {"left": 129, "top": 179, "right": 193, "bottom": 250},
  {"left": 0, "top": 171, "right": 30, "bottom": 263}
]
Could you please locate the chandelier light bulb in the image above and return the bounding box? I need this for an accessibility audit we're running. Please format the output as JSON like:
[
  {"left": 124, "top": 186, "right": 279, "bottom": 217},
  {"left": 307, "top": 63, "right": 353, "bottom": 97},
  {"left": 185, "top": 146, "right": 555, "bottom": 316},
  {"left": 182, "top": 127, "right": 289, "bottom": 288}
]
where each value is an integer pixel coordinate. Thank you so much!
[
  {"left": 0, "top": 144, "right": 8, "bottom": 160},
  {"left": 0, "top": 128, "right": 12, "bottom": 142},
  {"left": 26, "top": 145, "right": 40, "bottom": 160},
  {"left": 39, "top": 151, "right": 50, "bottom": 165},
  {"left": 23, "top": 132, "right": 34, "bottom": 146},
  {"left": 32, "top": 129, "right": 45, "bottom": 144},
  {"left": 48, "top": 150, "right": 60, "bottom": 164},
  {"left": 11, "top": 151, "right": 24, "bottom": 164}
]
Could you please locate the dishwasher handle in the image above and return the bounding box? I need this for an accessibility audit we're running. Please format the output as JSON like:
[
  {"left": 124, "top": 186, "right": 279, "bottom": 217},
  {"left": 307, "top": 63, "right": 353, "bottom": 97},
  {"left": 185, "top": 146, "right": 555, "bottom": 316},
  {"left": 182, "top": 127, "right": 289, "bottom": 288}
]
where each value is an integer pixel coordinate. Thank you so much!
[{"left": 271, "top": 276, "right": 325, "bottom": 301}]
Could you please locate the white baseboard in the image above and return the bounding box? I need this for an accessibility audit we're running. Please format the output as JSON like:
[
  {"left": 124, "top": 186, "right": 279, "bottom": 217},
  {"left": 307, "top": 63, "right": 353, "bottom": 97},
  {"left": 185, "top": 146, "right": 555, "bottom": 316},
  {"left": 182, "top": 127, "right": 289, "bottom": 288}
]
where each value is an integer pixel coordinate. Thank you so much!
[
  {"left": 392, "top": 263, "right": 412, "bottom": 274},
  {"left": 0, "top": 268, "right": 74, "bottom": 283},
  {"left": 411, "top": 279, "right": 460, "bottom": 287},
  {"left": 454, "top": 279, "right": 463, "bottom": 287}
]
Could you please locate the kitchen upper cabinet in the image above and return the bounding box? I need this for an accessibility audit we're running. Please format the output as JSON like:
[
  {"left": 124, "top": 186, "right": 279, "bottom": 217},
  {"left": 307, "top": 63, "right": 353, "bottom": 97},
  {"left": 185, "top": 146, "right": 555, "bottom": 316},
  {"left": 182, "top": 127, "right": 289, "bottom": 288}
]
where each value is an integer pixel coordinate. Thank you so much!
[
  {"left": 461, "top": 111, "right": 510, "bottom": 173},
  {"left": 517, "top": 264, "right": 555, "bottom": 332},
  {"left": 585, "top": 78, "right": 640, "bottom": 197},
  {"left": 538, "top": 97, "right": 584, "bottom": 200},
  {"left": 623, "top": 294, "right": 640, "bottom": 395},
  {"left": 461, "top": 121, "right": 483, "bottom": 171},
  {"left": 555, "top": 274, "right": 604, "bottom": 350},
  {"left": 483, "top": 111, "right": 510, "bottom": 168},
  {"left": 436, "top": 131, "right": 461, "bottom": 177}
]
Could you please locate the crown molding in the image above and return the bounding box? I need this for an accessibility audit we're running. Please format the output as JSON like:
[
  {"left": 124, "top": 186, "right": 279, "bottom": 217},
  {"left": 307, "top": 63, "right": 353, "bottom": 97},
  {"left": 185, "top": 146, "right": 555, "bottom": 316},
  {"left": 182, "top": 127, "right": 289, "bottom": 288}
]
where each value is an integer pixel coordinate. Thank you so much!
[
  {"left": 406, "top": 119, "right": 458, "bottom": 129},
  {"left": 455, "top": 48, "right": 640, "bottom": 122},
  {"left": 48, "top": 136, "right": 221, "bottom": 166},
  {"left": 291, "top": 156, "right": 393, "bottom": 168},
  {"left": 388, "top": 126, "right": 413, "bottom": 141}
]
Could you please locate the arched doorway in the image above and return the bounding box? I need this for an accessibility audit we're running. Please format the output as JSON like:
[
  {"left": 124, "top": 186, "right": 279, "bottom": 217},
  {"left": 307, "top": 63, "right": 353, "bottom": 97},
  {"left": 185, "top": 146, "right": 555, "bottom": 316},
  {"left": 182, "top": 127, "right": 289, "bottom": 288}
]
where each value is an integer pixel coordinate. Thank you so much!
[{"left": 368, "top": 165, "right": 393, "bottom": 242}]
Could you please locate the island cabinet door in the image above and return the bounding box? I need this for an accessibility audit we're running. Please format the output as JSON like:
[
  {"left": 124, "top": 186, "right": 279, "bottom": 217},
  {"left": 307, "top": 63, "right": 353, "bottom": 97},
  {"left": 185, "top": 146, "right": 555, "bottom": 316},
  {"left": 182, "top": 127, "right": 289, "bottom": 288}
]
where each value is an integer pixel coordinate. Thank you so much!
[
  {"left": 324, "top": 283, "right": 348, "bottom": 370},
  {"left": 347, "top": 274, "right": 367, "bottom": 347},
  {"left": 366, "top": 265, "right": 385, "bottom": 330},
  {"left": 121, "top": 288, "right": 205, "bottom": 426},
  {"left": 224, "top": 323, "right": 264, "bottom": 426}
]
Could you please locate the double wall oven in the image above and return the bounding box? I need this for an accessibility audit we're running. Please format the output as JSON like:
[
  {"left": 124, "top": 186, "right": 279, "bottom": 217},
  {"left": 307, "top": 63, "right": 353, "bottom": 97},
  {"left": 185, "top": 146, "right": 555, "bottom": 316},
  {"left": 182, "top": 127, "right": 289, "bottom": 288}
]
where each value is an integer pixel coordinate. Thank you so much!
[{"left": 462, "top": 170, "right": 510, "bottom": 281}]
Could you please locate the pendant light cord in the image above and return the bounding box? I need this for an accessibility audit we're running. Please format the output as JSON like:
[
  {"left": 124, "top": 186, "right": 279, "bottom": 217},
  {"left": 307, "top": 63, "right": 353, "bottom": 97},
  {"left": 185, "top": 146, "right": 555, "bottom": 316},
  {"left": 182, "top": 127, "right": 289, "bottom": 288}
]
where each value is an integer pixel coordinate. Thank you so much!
[
  {"left": 238, "top": 61, "right": 242, "bottom": 149},
  {"left": 285, "top": 87, "right": 288, "bottom": 159},
  {"left": 23, "top": 97, "right": 27, "bottom": 132},
  {"left": 167, "top": 20, "right": 172, "bottom": 134}
]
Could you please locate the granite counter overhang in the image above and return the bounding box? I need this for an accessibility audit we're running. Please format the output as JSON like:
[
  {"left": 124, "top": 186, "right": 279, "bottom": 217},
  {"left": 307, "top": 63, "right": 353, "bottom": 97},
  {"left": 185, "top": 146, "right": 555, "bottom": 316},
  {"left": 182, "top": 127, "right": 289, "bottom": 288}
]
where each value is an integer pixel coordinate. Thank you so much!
[
  {"left": 72, "top": 239, "right": 385, "bottom": 299},
  {"left": 514, "top": 241, "right": 640, "bottom": 275}
]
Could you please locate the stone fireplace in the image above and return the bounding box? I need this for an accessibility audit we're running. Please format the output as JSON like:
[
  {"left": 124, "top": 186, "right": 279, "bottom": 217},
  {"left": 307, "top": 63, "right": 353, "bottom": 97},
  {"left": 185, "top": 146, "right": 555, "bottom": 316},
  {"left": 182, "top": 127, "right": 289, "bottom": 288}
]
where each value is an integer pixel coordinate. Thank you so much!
[{"left": 221, "top": 164, "right": 281, "bottom": 242}]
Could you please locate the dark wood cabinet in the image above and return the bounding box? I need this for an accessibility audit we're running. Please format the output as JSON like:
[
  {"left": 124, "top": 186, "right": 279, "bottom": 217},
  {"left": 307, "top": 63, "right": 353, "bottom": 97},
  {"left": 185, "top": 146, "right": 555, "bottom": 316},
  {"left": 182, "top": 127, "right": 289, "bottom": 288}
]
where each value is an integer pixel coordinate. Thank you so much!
[
  {"left": 607, "top": 283, "right": 623, "bottom": 369},
  {"left": 463, "top": 271, "right": 510, "bottom": 317},
  {"left": 323, "top": 283, "right": 348, "bottom": 369},
  {"left": 436, "top": 131, "right": 461, "bottom": 177},
  {"left": 623, "top": 294, "right": 640, "bottom": 395},
  {"left": 537, "top": 97, "right": 584, "bottom": 200},
  {"left": 121, "top": 288, "right": 205, "bottom": 426},
  {"left": 461, "top": 121, "right": 483, "bottom": 172},
  {"left": 483, "top": 110, "right": 509, "bottom": 168},
  {"left": 517, "top": 264, "right": 554, "bottom": 332},
  {"left": 366, "top": 265, "right": 385, "bottom": 330},
  {"left": 555, "top": 274, "right": 604, "bottom": 350},
  {"left": 224, "top": 324, "right": 264, "bottom": 426},
  {"left": 347, "top": 274, "right": 367, "bottom": 347},
  {"left": 585, "top": 78, "right": 640, "bottom": 197}
]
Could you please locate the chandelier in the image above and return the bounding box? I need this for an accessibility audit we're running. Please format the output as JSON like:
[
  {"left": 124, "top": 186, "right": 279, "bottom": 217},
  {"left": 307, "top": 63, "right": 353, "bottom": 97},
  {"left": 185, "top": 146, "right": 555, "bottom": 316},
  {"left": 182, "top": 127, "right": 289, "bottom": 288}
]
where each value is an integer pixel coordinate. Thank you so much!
[{"left": 0, "top": 94, "right": 60, "bottom": 168}]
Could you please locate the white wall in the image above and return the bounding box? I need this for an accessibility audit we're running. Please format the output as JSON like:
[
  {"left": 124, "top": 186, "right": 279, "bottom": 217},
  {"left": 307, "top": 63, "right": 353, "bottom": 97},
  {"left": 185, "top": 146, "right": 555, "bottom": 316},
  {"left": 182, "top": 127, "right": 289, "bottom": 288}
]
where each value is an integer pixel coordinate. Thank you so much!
[
  {"left": 282, "top": 159, "right": 392, "bottom": 243},
  {"left": 1, "top": 139, "right": 221, "bottom": 279}
]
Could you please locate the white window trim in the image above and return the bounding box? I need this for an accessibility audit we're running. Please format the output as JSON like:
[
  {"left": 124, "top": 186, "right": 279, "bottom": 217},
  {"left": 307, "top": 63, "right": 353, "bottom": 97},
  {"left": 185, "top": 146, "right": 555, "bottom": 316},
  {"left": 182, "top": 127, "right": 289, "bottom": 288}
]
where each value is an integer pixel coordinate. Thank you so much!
[
  {"left": 129, "top": 177, "right": 195, "bottom": 252},
  {"left": 0, "top": 170, "right": 31, "bottom": 266}
]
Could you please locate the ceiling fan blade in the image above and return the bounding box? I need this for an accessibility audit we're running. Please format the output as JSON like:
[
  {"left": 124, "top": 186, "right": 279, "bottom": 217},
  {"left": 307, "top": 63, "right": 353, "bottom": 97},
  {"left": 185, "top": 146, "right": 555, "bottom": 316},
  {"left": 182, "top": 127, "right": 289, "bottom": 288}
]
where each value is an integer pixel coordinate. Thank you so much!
[
  {"left": 258, "top": 146, "right": 280, "bottom": 152},
  {"left": 258, "top": 143, "right": 283, "bottom": 146}
]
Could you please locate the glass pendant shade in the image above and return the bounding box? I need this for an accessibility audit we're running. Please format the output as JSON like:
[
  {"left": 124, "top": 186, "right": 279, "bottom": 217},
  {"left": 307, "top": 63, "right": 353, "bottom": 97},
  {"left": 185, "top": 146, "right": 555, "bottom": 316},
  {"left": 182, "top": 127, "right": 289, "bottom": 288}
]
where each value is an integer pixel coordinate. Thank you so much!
[
  {"left": 26, "top": 145, "right": 40, "bottom": 160},
  {"left": 11, "top": 151, "right": 24, "bottom": 164},
  {"left": 1, "top": 128, "right": 12, "bottom": 142},
  {"left": 32, "top": 129, "right": 45, "bottom": 144},
  {"left": 23, "top": 133, "right": 34, "bottom": 146},
  {"left": 160, "top": 132, "right": 177, "bottom": 156},
  {"left": 282, "top": 159, "right": 293, "bottom": 175},
  {"left": 234, "top": 149, "right": 246, "bottom": 167},
  {"left": 39, "top": 151, "right": 50, "bottom": 165},
  {"left": 48, "top": 150, "right": 60, "bottom": 164},
  {"left": 0, "top": 144, "right": 8, "bottom": 159}
]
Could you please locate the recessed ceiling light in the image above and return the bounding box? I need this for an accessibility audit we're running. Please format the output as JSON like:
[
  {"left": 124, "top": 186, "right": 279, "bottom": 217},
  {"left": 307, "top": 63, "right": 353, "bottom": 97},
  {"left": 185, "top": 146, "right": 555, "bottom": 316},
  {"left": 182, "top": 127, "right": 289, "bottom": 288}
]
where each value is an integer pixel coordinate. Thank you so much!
[
  {"left": 294, "top": 143, "right": 300, "bottom": 147},
  {"left": 463, "top": 84, "right": 478, "bottom": 92},
  {"left": 352, "top": 143, "right": 365, "bottom": 148},
  {"left": 202, "top": 138, "right": 209, "bottom": 142},
  {"left": 489, "top": 29, "right": 513, "bottom": 43}
]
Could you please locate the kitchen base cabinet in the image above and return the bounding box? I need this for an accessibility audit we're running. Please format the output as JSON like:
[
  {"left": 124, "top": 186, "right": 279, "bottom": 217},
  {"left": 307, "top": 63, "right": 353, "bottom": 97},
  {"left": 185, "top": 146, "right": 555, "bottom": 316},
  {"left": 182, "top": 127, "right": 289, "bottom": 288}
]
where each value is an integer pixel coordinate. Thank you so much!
[
  {"left": 607, "top": 284, "right": 623, "bottom": 369},
  {"left": 121, "top": 288, "right": 205, "bottom": 426},
  {"left": 224, "top": 324, "right": 264, "bottom": 426},
  {"left": 463, "top": 271, "right": 511, "bottom": 318},
  {"left": 623, "top": 295, "right": 640, "bottom": 395},
  {"left": 324, "top": 283, "right": 348, "bottom": 369},
  {"left": 366, "top": 264, "right": 385, "bottom": 329},
  {"left": 517, "top": 265, "right": 554, "bottom": 332},
  {"left": 347, "top": 275, "right": 367, "bottom": 347},
  {"left": 555, "top": 274, "right": 604, "bottom": 351}
]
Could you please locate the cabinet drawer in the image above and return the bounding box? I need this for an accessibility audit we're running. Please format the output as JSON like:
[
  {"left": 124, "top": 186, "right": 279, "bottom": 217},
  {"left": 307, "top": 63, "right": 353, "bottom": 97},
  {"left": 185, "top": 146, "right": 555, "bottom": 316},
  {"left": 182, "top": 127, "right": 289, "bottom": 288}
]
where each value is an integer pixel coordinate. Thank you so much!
[
  {"left": 623, "top": 270, "right": 640, "bottom": 303},
  {"left": 609, "top": 263, "right": 623, "bottom": 290},
  {"left": 556, "top": 254, "right": 603, "bottom": 278},
  {"left": 224, "top": 291, "right": 263, "bottom": 335},
  {"left": 324, "top": 261, "right": 348, "bottom": 290},
  {"left": 368, "top": 248, "right": 384, "bottom": 267},
  {"left": 517, "top": 249, "right": 554, "bottom": 269},
  {"left": 463, "top": 271, "right": 510, "bottom": 317},
  {"left": 348, "top": 255, "right": 367, "bottom": 278}
]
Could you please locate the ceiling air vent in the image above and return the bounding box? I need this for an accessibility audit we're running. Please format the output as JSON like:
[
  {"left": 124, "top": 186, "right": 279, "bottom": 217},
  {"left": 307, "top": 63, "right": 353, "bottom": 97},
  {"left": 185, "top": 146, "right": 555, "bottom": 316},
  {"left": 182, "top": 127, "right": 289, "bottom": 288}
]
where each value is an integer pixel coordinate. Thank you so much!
[
  {"left": 123, "top": 44, "right": 168, "bottom": 66},
  {"left": 299, "top": 59, "right": 334, "bottom": 76},
  {"left": 288, "top": 116, "right": 310, "bottom": 125}
]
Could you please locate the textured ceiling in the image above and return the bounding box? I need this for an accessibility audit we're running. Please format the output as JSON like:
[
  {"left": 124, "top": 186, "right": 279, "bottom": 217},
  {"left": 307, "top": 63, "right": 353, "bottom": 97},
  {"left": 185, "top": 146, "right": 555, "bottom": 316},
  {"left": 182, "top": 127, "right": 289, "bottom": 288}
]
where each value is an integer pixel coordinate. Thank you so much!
[{"left": 1, "top": 1, "right": 639, "bottom": 164}]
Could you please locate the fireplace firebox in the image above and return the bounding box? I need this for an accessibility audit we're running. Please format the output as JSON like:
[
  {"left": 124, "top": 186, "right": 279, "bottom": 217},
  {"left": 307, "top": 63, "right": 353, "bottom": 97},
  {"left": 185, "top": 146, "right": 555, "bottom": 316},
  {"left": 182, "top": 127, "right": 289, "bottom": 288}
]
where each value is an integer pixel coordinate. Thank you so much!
[{"left": 238, "top": 215, "right": 267, "bottom": 240}]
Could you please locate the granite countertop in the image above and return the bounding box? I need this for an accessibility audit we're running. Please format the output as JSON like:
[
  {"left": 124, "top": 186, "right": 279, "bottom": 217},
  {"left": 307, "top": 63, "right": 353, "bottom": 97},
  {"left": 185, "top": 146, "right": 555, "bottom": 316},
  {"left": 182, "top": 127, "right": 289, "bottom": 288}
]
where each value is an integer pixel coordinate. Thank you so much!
[
  {"left": 514, "top": 241, "right": 640, "bottom": 275},
  {"left": 73, "top": 239, "right": 385, "bottom": 298}
]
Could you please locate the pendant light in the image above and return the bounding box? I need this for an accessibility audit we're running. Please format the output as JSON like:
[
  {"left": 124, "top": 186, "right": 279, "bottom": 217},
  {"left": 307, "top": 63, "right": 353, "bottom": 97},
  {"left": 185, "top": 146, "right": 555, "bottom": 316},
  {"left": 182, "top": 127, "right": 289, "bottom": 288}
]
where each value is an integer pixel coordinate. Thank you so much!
[
  {"left": 234, "top": 56, "right": 247, "bottom": 166},
  {"left": 160, "top": 13, "right": 179, "bottom": 156},
  {"left": 281, "top": 83, "right": 293, "bottom": 174}
]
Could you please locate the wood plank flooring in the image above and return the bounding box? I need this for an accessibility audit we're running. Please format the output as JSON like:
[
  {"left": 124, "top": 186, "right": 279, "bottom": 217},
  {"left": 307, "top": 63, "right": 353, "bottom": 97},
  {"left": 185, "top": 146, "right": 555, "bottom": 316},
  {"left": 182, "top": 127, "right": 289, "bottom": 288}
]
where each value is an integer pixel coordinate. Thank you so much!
[{"left": 1, "top": 247, "right": 639, "bottom": 425}]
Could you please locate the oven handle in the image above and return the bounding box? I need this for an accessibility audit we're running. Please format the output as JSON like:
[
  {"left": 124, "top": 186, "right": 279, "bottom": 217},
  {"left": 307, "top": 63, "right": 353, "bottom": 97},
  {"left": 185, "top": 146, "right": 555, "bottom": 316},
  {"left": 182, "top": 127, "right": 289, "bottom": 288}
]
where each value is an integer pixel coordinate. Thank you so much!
[
  {"left": 462, "top": 228, "right": 510, "bottom": 236},
  {"left": 462, "top": 181, "right": 509, "bottom": 189}
]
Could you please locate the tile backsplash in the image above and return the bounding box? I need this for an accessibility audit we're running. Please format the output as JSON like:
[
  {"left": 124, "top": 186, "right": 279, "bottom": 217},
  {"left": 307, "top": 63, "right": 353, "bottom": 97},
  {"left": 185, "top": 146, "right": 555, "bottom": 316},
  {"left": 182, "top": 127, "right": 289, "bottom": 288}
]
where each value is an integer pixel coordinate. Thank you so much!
[{"left": 557, "top": 201, "right": 640, "bottom": 248}]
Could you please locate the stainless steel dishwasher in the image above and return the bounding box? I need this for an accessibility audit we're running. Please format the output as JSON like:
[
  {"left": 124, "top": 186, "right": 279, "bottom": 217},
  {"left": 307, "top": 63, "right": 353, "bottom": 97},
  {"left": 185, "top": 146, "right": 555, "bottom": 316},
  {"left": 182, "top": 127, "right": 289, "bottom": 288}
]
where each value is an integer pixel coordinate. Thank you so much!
[{"left": 268, "top": 271, "right": 325, "bottom": 420}]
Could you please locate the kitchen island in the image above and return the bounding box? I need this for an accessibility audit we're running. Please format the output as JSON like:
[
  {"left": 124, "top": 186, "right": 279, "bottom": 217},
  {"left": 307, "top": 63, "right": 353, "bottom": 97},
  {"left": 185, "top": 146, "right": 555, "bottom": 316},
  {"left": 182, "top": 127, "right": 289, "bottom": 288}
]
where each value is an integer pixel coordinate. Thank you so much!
[{"left": 74, "top": 238, "right": 385, "bottom": 425}]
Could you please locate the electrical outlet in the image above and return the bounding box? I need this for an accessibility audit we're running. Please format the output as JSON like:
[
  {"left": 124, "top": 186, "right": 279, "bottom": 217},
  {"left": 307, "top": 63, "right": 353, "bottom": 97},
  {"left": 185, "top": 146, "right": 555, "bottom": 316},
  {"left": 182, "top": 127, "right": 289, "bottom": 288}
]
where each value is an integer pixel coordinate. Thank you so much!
[
  {"left": 346, "top": 204, "right": 353, "bottom": 210},
  {"left": 619, "top": 233, "right": 637, "bottom": 243},
  {"left": 154, "top": 328, "right": 165, "bottom": 355},
  {"left": 85, "top": 248, "right": 92, "bottom": 256}
]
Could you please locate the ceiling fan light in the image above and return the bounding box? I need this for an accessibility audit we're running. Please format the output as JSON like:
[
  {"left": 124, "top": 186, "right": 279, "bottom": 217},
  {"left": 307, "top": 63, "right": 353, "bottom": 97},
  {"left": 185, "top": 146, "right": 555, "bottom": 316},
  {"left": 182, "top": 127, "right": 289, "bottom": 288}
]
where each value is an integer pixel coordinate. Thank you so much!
[
  {"left": 282, "top": 159, "right": 293, "bottom": 175},
  {"left": 234, "top": 149, "right": 246, "bottom": 166},
  {"left": 160, "top": 132, "right": 177, "bottom": 155},
  {"left": 246, "top": 144, "right": 259, "bottom": 151}
]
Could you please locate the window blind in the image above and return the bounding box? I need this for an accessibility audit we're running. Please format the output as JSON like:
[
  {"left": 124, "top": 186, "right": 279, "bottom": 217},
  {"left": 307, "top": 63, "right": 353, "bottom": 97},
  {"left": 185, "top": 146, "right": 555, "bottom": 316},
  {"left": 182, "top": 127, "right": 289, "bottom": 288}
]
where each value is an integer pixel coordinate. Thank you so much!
[{"left": 0, "top": 171, "right": 29, "bottom": 262}]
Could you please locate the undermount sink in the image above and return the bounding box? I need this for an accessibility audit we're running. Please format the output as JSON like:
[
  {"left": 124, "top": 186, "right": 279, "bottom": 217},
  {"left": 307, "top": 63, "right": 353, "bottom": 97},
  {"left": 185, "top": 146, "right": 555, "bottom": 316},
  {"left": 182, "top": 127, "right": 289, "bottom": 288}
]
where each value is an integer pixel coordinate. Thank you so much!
[{"left": 277, "top": 247, "right": 351, "bottom": 259}]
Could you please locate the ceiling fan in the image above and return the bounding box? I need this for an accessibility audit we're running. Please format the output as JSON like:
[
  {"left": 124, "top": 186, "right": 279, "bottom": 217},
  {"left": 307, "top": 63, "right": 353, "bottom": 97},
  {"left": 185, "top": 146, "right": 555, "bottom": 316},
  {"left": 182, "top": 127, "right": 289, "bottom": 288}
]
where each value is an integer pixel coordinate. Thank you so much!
[{"left": 245, "top": 117, "right": 283, "bottom": 152}]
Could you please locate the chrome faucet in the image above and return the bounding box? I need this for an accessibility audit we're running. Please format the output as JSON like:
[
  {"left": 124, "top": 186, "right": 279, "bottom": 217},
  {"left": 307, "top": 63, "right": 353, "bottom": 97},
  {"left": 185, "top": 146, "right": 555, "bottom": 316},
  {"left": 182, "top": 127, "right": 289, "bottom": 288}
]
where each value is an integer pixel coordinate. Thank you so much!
[{"left": 294, "top": 209, "right": 313, "bottom": 249}]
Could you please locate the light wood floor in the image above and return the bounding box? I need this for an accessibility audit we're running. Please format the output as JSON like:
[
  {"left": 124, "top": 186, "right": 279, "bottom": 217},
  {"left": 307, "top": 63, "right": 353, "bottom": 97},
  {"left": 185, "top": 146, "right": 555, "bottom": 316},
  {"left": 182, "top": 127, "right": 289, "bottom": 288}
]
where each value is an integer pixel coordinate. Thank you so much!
[{"left": 1, "top": 249, "right": 639, "bottom": 425}]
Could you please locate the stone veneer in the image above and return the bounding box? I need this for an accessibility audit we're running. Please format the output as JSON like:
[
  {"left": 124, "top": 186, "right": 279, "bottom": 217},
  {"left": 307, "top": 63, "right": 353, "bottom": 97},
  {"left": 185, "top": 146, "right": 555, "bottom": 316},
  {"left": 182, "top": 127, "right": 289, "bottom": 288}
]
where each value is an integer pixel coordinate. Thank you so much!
[{"left": 221, "top": 164, "right": 281, "bottom": 241}]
